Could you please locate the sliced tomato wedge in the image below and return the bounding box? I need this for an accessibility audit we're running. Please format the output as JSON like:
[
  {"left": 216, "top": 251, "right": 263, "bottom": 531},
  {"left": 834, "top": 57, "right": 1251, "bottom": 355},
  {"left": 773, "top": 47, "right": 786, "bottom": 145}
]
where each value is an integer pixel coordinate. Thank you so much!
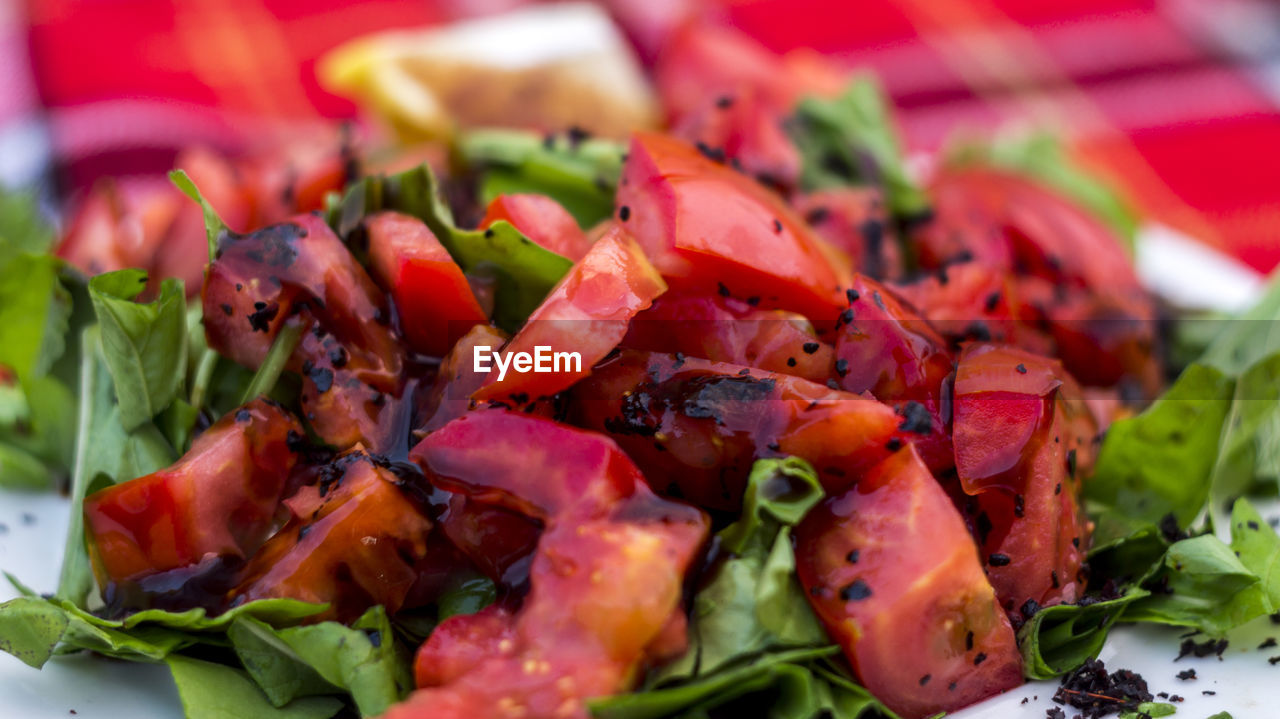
[
  {"left": 623, "top": 292, "right": 835, "bottom": 382},
  {"left": 572, "top": 349, "right": 899, "bottom": 509},
  {"left": 794, "top": 188, "right": 902, "bottom": 280},
  {"left": 952, "top": 344, "right": 1096, "bottom": 619},
  {"left": 670, "top": 86, "right": 802, "bottom": 191},
  {"left": 835, "top": 274, "right": 955, "bottom": 471},
  {"left": 616, "top": 132, "right": 851, "bottom": 322},
  {"left": 237, "top": 451, "right": 432, "bottom": 621},
  {"left": 471, "top": 226, "right": 666, "bottom": 403},
  {"left": 417, "top": 323, "right": 510, "bottom": 434},
  {"left": 479, "top": 194, "right": 593, "bottom": 262},
  {"left": 83, "top": 399, "right": 301, "bottom": 589},
  {"left": 366, "top": 211, "right": 489, "bottom": 358},
  {"left": 397, "top": 412, "right": 708, "bottom": 717},
  {"left": 795, "top": 446, "right": 1023, "bottom": 719}
]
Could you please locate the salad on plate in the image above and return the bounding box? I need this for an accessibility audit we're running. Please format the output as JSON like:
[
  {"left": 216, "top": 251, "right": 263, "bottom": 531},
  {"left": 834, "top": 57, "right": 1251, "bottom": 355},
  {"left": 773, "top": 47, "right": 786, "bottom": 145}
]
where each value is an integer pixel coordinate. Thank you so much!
[{"left": 1, "top": 8, "right": 1279, "bottom": 719}]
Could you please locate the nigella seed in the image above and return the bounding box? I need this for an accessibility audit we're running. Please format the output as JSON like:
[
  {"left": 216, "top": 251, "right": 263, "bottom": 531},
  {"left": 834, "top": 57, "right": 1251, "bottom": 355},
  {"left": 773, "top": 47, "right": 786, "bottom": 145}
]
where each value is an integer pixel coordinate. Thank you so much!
[
  {"left": 919, "top": 674, "right": 931, "bottom": 686},
  {"left": 772, "top": 219, "right": 783, "bottom": 233},
  {"left": 1067, "top": 449, "right": 1078, "bottom": 478},
  {"left": 840, "top": 579, "right": 872, "bottom": 601},
  {"left": 965, "top": 631, "right": 974, "bottom": 651},
  {"left": 886, "top": 438, "right": 902, "bottom": 452},
  {"left": 846, "top": 288, "right": 860, "bottom": 304},
  {"left": 747, "top": 295, "right": 761, "bottom": 306},
  {"left": 988, "top": 553, "right": 1011, "bottom": 566},
  {"left": 1016, "top": 363, "right": 1027, "bottom": 374},
  {"left": 718, "top": 282, "right": 731, "bottom": 297},
  {"left": 619, "top": 205, "right": 631, "bottom": 222},
  {"left": 835, "top": 358, "right": 850, "bottom": 377},
  {"left": 1014, "top": 494, "right": 1025, "bottom": 517},
  {"left": 802, "top": 342, "right": 820, "bottom": 354},
  {"left": 221, "top": 303, "right": 233, "bottom": 316},
  {"left": 787, "top": 357, "right": 797, "bottom": 367},
  {"left": 973, "top": 652, "right": 987, "bottom": 666},
  {"left": 846, "top": 549, "right": 860, "bottom": 564},
  {"left": 839, "top": 308, "right": 855, "bottom": 326}
]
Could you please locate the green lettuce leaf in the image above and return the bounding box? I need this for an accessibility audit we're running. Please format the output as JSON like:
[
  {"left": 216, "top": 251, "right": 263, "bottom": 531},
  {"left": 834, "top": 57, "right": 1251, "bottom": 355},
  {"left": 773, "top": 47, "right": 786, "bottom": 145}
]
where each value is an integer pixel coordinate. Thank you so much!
[
  {"left": 458, "top": 128, "right": 625, "bottom": 228},
  {"left": 789, "top": 76, "right": 929, "bottom": 221},
  {"left": 167, "top": 654, "right": 344, "bottom": 719},
  {"left": 230, "top": 606, "right": 412, "bottom": 717},
  {"left": 326, "top": 163, "right": 573, "bottom": 331},
  {"left": 0, "top": 188, "right": 53, "bottom": 262},
  {"left": 0, "top": 252, "right": 71, "bottom": 382},
  {"left": 170, "top": 169, "right": 232, "bottom": 262},
  {"left": 1018, "top": 588, "right": 1150, "bottom": 680}
]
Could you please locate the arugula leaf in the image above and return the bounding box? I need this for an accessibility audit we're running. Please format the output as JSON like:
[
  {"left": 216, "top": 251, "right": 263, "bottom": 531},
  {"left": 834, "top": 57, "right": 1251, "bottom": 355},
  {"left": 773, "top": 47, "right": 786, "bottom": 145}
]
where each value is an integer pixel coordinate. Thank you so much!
[
  {"left": 1018, "top": 589, "right": 1150, "bottom": 680},
  {"left": 327, "top": 163, "right": 573, "bottom": 330},
  {"left": 1198, "top": 268, "right": 1280, "bottom": 376},
  {"left": 657, "top": 457, "right": 828, "bottom": 684},
  {"left": 0, "top": 443, "right": 51, "bottom": 489},
  {"left": 170, "top": 169, "right": 232, "bottom": 262},
  {"left": 1119, "top": 703, "right": 1175, "bottom": 719},
  {"left": 0, "top": 187, "right": 53, "bottom": 262},
  {"left": 0, "top": 597, "right": 70, "bottom": 668},
  {"left": 168, "top": 654, "right": 344, "bottom": 719},
  {"left": 789, "top": 76, "right": 928, "bottom": 220},
  {"left": 88, "top": 269, "right": 190, "bottom": 431},
  {"left": 234, "top": 606, "right": 413, "bottom": 717},
  {"left": 458, "top": 128, "right": 625, "bottom": 227},
  {"left": 1221, "top": 499, "right": 1280, "bottom": 621},
  {"left": 944, "top": 132, "right": 1139, "bottom": 251},
  {"left": 0, "top": 252, "right": 71, "bottom": 381},
  {"left": 436, "top": 570, "right": 497, "bottom": 622},
  {"left": 57, "top": 326, "right": 176, "bottom": 605},
  {"left": 1123, "top": 534, "right": 1259, "bottom": 633},
  {"left": 1086, "top": 363, "right": 1235, "bottom": 542},
  {"left": 1208, "top": 353, "right": 1280, "bottom": 529}
]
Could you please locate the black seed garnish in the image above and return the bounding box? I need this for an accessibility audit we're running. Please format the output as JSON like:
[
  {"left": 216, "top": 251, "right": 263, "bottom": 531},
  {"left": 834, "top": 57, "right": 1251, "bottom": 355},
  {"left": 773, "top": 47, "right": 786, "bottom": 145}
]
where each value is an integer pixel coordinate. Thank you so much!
[
  {"left": 247, "top": 302, "right": 280, "bottom": 332},
  {"left": 773, "top": 219, "right": 783, "bottom": 233},
  {"left": 1072, "top": 536, "right": 1081, "bottom": 548},
  {"left": 1202, "top": 690, "right": 1215, "bottom": 695},
  {"left": 840, "top": 579, "right": 872, "bottom": 601},
  {"left": 1259, "top": 638, "right": 1277, "bottom": 650},
  {"left": 984, "top": 291, "right": 1001, "bottom": 312},
  {"left": 220, "top": 303, "right": 233, "bottom": 316},
  {"left": 918, "top": 674, "right": 931, "bottom": 686},
  {"left": 1021, "top": 599, "right": 1041, "bottom": 618},
  {"left": 1067, "top": 449, "right": 1078, "bottom": 478},
  {"left": 965, "top": 631, "right": 974, "bottom": 651},
  {"left": 846, "top": 288, "right": 860, "bottom": 303},
  {"left": 973, "top": 652, "right": 987, "bottom": 666},
  {"left": 835, "top": 358, "right": 850, "bottom": 377},
  {"left": 717, "top": 282, "right": 731, "bottom": 297},
  {"left": 328, "top": 346, "right": 349, "bottom": 368},
  {"left": 235, "top": 409, "right": 252, "bottom": 423},
  {"left": 619, "top": 205, "right": 631, "bottom": 222},
  {"left": 716, "top": 95, "right": 734, "bottom": 109},
  {"left": 1248, "top": 520, "right": 1260, "bottom": 531},
  {"left": 747, "top": 295, "right": 761, "bottom": 306},
  {"left": 802, "top": 341, "right": 820, "bottom": 354},
  {"left": 1270, "top": 655, "right": 1280, "bottom": 665},
  {"left": 1016, "top": 363, "right": 1027, "bottom": 374},
  {"left": 839, "top": 308, "right": 855, "bottom": 326},
  {"left": 886, "top": 437, "right": 902, "bottom": 452},
  {"left": 846, "top": 549, "right": 860, "bottom": 564},
  {"left": 948, "top": 681, "right": 958, "bottom": 691},
  {"left": 1051, "top": 570, "right": 1060, "bottom": 588},
  {"left": 365, "top": 629, "right": 382, "bottom": 648},
  {"left": 988, "top": 553, "right": 1011, "bottom": 566},
  {"left": 1014, "top": 494, "right": 1025, "bottom": 517},
  {"left": 1176, "top": 637, "right": 1228, "bottom": 660},
  {"left": 787, "top": 357, "right": 797, "bottom": 367},
  {"left": 1055, "top": 483, "right": 1062, "bottom": 495},
  {"left": 1053, "top": 658, "right": 1152, "bottom": 718},
  {"left": 871, "top": 290, "right": 885, "bottom": 310},
  {"left": 896, "top": 401, "right": 933, "bottom": 435},
  {"left": 309, "top": 367, "right": 334, "bottom": 393},
  {"left": 976, "top": 512, "right": 994, "bottom": 545}
]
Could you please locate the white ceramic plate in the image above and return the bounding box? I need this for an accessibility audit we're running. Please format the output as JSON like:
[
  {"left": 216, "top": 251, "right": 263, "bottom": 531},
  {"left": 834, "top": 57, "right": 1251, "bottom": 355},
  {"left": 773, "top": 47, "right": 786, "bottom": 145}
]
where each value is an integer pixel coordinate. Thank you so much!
[{"left": 1, "top": 226, "right": 1276, "bottom": 719}]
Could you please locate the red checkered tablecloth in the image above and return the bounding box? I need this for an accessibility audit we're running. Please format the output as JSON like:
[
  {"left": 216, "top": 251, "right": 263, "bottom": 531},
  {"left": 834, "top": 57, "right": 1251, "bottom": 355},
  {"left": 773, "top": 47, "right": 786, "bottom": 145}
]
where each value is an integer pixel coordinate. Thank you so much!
[{"left": 3, "top": 0, "right": 1278, "bottom": 271}]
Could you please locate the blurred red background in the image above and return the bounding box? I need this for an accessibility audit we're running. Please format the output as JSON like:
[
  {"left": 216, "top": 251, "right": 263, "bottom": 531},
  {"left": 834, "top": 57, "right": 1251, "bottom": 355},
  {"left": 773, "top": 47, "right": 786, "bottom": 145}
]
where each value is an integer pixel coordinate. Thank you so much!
[{"left": 5, "top": 0, "right": 1279, "bottom": 271}]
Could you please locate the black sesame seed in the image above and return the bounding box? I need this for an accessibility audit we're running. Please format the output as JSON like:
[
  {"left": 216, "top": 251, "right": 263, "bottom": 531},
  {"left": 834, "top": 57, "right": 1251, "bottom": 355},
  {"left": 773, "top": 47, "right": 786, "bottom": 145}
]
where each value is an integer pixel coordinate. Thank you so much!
[
  {"left": 965, "top": 631, "right": 974, "bottom": 650},
  {"left": 973, "top": 652, "right": 987, "bottom": 666},
  {"left": 619, "top": 205, "right": 631, "bottom": 222},
  {"left": 717, "top": 282, "right": 731, "bottom": 297},
  {"left": 846, "top": 549, "right": 860, "bottom": 564},
  {"left": 835, "top": 358, "right": 849, "bottom": 377},
  {"left": 1016, "top": 363, "right": 1027, "bottom": 374},
  {"left": 840, "top": 579, "right": 872, "bottom": 601},
  {"left": 802, "top": 342, "right": 820, "bottom": 354},
  {"left": 919, "top": 674, "right": 931, "bottom": 686},
  {"left": 772, "top": 219, "right": 783, "bottom": 233},
  {"left": 988, "top": 553, "right": 1011, "bottom": 566},
  {"left": 787, "top": 357, "right": 797, "bottom": 367}
]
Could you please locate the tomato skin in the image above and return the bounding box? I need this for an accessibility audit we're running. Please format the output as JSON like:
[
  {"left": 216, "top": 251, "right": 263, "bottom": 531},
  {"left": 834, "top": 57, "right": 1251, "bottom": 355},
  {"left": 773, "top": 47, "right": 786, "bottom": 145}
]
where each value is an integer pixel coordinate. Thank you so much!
[
  {"left": 438, "top": 494, "right": 540, "bottom": 585},
  {"left": 952, "top": 344, "right": 1096, "bottom": 618},
  {"left": 794, "top": 188, "right": 903, "bottom": 280},
  {"left": 616, "top": 132, "right": 851, "bottom": 322},
  {"left": 366, "top": 211, "right": 489, "bottom": 357},
  {"left": 398, "top": 412, "right": 709, "bottom": 718},
  {"left": 623, "top": 292, "right": 835, "bottom": 382},
  {"left": 914, "top": 168, "right": 1160, "bottom": 392},
  {"left": 572, "top": 349, "right": 900, "bottom": 509},
  {"left": 670, "top": 87, "right": 802, "bottom": 191},
  {"left": 795, "top": 446, "right": 1023, "bottom": 719},
  {"left": 472, "top": 226, "right": 667, "bottom": 403},
  {"left": 417, "top": 323, "right": 510, "bottom": 434},
  {"left": 236, "top": 452, "right": 432, "bottom": 621},
  {"left": 836, "top": 275, "right": 955, "bottom": 471},
  {"left": 83, "top": 399, "right": 301, "bottom": 588},
  {"left": 480, "top": 194, "right": 593, "bottom": 262}
]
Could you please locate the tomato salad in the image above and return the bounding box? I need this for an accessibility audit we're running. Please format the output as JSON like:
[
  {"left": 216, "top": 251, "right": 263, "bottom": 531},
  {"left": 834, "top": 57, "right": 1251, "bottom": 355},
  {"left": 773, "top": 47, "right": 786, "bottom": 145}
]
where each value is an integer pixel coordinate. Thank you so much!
[{"left": 6, "top": 20, "right": 1278, "bottom": 719}]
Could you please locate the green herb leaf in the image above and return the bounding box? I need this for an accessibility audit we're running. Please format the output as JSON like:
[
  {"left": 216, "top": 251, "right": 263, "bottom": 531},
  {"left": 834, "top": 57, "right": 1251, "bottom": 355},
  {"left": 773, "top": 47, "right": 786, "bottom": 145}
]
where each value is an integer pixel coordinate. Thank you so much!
[
  {"left": 436, "top": 570, "right": 497, "bottom": 622},
  {"left": 0, "top": 188, "right": 53, "bottom": 262},
  {"left": 1119, "top": 702, "right": 1176, "bottom": 719},
  {"left": 0, "top": 252, "right": 71, "bottom": 381},
  {"left": 326, "top": 163, "right": 573, "bottom": 331},
  {"left": 790, "top": 76, "right": 929, "bottom": 220},
  {"left": 167, "top": 654, "right": 344, "bottom": 719},
  {"left": 89, "top": 269, "right": 190, "bottom": 430},
  {"left": 1018, "top": 588, "right": 1149, "bottom": 680},
  {"left": 170, "top": 169, "right": 232, "bottom": 263},
  {"left": 241, "top": 319, "right": 306, "bottom": 404},
  {"left": 0, "top": 597, "right": 70, "bottom": 668},
  {"left": 1124, "top": 534, "right": 1261, "bottom": 633},
  {"left": 1208, "top": 354, "right": 1280, "bottom": 530},
  {"left": 1087, "top": 363, "right": 1235, "bottom": 543},
  {"left": 459, "top": 128, "right": 624, "bottom": 227},
  {"left": 0, "top": 443, "right": 52, "bottom": 489}
]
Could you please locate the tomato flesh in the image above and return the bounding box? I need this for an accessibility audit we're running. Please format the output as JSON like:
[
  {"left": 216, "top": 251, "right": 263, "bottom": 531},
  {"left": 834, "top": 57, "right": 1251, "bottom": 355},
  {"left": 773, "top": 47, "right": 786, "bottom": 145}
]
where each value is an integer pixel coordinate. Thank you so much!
[
  {"left": 472, "top": 226, "right": 666, "bottom": 403},
  {"left": 83, "top": 399, "right": 301, "bottom": 588},
  {"left": 366, "top": 211, "right": 489, "bottom": 358},
  {"left": 480, "top": 194, "right": 593, "bottom": 261},
  {"left": 795, "top": 446, "right": 1023, "bottom": 719},
  {"left": 616, "top": 132, "right": 851, "bottom": 322}
]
